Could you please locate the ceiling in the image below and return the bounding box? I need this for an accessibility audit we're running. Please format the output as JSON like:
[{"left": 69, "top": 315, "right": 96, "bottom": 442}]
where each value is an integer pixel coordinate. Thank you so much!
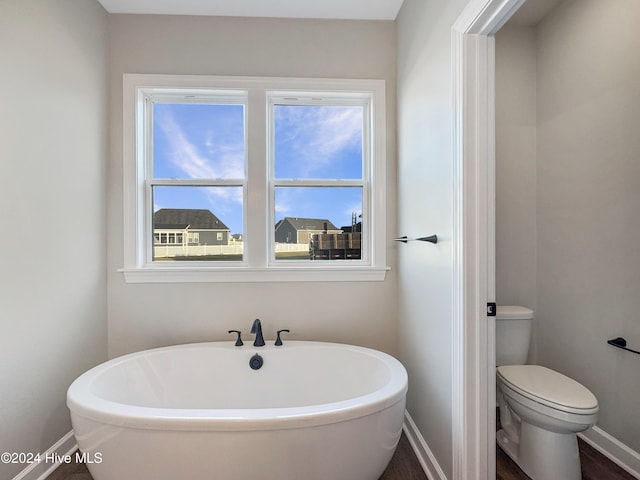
[
  {"left": 96, "top": 0, "right": 405, "bottom": 20},
  {"left": 507, "top": 0, "right": 563, "bottom": 27}
]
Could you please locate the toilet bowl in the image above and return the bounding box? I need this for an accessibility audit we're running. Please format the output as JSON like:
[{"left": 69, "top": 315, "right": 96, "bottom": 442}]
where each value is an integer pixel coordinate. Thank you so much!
[
  {"left": 497, "top": 365, "right": 599, "bottom": 480},
  {"left": 495, "top": 306, "right": 599, "bottom": 480}
]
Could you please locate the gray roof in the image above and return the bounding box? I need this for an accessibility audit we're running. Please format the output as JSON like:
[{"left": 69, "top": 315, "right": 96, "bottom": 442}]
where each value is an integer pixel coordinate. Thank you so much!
[
  {"left": 154, "top": 208, "right": 229, "bottom": 230},
  {"left": 276, "top": 217, "right": 339, "bottom": 231}
]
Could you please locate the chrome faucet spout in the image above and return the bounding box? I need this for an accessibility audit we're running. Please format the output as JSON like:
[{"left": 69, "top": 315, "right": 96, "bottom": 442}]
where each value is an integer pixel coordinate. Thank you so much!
[{"left": 251, "top": 319, "right": 265, "bottom": 347}]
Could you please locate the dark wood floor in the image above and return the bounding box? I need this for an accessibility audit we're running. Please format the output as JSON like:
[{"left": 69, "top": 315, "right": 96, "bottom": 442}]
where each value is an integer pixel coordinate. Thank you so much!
[
  {"left": 47, "top": 456, "right": 92, "bottom": 480},
  {"left": 48, "top": 428, "right": 636, "bottom": 480},
  {"left": 497, "top": 436, "right": 637, "bottom": 480},
  {"left": 380, "top": 432, "right": 429, "bottom": 480}
]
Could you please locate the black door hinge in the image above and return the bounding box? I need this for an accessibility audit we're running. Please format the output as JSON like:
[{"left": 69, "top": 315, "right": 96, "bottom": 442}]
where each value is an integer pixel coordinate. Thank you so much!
[{"left": 487, "top": 302, "right": 497, "bottom": 316}]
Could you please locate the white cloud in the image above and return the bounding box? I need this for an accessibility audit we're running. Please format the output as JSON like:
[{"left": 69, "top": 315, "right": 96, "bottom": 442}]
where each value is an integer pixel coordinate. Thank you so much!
[
  {"left": 157, "top": 112, "right": 244, "bottom": 180},
  {"left": 274, "top": 188, "right": 294, "bottom": 218},
  {"left": 344, "top": 202, "right": 362, "bottom": 218},
  {"left": 275, "top": 105, "right": 363, "bottom": 177},
  {"left": 155, "top": 109, "right": 244, "bottom": 206}
]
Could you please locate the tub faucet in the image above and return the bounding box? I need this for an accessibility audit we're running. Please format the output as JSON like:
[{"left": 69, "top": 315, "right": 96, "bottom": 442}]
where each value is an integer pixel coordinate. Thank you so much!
[{"left": 251, "top": 319, "right": 265, "bottom": 347}]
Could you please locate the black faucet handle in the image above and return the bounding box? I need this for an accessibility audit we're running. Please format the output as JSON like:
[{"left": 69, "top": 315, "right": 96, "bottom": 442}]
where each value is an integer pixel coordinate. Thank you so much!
[
  {"left": 228, "top": 330, "right": 243, "bottom": 347},
  {"left": 275, "top": 329, "right": 290, "bottom": 346}
]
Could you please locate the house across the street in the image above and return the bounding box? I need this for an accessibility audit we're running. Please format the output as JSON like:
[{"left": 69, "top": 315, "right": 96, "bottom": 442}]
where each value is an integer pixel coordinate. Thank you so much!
[
  {"left": 153, "top": 208, "right": 230, "bottom": 246},
  {"left": 274, "top": 217, "right": 341, "bottom": 244}
]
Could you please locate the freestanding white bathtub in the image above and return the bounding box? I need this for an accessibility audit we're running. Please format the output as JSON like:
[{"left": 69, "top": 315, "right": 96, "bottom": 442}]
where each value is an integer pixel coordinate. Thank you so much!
[{"left": 67, "top": 341, "right": 408, "bottom": 480}]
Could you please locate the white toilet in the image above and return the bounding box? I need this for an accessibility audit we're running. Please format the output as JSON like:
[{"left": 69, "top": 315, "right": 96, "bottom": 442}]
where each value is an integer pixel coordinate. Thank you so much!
[{"left": 496, "top": 306, "right": 599, "bottom": 480}]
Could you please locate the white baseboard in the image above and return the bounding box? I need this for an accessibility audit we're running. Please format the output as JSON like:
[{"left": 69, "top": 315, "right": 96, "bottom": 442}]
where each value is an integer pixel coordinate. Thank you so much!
[
  {"left": 579, "top": 426, "right": 640, "bottom": 479},
  {"left": 11, "top": 431, "right": 77, "bottom": 480},
  {"left": 403, "top": 410, "right": 447, "bottom": 480}
]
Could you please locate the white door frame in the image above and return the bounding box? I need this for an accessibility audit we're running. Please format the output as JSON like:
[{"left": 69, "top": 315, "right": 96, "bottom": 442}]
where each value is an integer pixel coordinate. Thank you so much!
[{"left": 451, "top": 0, "right": 525, "bottom": 479}]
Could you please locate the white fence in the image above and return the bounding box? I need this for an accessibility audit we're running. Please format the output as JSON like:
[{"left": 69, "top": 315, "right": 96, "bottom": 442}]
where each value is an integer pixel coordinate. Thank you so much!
[{"left": 154, "top": 243, "right": 308, "bottom": 258}]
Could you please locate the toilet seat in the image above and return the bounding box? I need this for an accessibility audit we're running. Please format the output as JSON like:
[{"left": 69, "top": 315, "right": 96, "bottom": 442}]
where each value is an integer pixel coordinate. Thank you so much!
[{"left": 497, "top": 365, "right": 598, "bottom": 415}]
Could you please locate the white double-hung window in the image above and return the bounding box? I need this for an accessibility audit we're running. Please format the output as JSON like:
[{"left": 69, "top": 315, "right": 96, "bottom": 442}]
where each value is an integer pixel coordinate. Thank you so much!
[{"left": 121, "top": 74, "right": 387, "bottom": 283}]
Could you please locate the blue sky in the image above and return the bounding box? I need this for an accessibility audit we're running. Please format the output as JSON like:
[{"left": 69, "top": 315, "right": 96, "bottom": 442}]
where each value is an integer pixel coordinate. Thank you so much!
[{"left": 153, "top": 102, "right": 363, "bottom": 234}]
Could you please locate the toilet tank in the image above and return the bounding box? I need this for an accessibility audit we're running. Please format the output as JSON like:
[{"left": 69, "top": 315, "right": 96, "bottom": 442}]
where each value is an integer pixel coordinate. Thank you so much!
[{"left": 496, "top": 305, "right": 533, "bottom": 366}]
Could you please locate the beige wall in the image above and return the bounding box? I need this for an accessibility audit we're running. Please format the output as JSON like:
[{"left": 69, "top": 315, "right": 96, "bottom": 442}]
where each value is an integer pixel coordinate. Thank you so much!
[
  {"left": 495, "top": 24, "right": 538, "bottom": 364},
  {"left": 0, "top": 1, "right": 108, "bottom": 478},
  {"left": 107, "top": 15, "right": 398, "bottom": 357},
  {"left": 495, "top": 24, "right": 537, "bottom": 316},
  {"left": 496, "top": 0, "right": 640, "bottom": 452},
  {"left": 396, "top": 0, "right": 470, "bottom": 477}
]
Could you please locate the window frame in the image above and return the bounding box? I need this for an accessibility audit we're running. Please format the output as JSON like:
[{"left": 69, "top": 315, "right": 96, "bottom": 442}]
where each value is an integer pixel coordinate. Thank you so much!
[
  {"left": 146, "top": 92, "right": 248, "bottom": 267},
  {"left": 268, "top": 94, "right": 371, "bottom": 266},
  {"left": 120, "top": 74, "right": 388, "bottom": 283}
]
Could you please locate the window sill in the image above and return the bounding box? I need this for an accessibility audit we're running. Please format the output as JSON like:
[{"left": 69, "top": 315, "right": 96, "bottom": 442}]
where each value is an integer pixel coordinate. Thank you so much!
[{"left": 118, "top": 266, "right": 389, "bottom": 283}]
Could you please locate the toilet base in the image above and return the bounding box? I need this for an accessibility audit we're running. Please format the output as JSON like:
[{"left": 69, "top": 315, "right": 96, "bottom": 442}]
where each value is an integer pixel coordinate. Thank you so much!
[
  {"left": 497, "top": 422, "right": 582, "bottom": 480},
  {"left": 496, "top": 428, "right": 519, "bottom": 464}
]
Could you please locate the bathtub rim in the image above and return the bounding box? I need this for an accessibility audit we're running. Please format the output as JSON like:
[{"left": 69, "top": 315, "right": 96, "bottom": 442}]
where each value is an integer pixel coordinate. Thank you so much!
[{"left": 67, "top": 341, "right": 408, "bottom": 432}]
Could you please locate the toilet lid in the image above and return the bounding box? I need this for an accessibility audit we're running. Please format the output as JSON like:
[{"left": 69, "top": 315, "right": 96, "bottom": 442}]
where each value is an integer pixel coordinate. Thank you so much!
[
  {"left": 497, "top": 365, "right": 598, "bottom": 414},
  {"left": 496, "top": 305, "right": 534, "bottom": 320}
]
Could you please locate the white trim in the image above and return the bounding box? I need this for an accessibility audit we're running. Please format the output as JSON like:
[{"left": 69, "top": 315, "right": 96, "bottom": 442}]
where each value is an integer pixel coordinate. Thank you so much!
[
  {"left": 403, "top": 411, "right": 447, "bottom": 480},
  {"left": 120, "top": 266, "right": 389, "bottom": 283},
  {"left": 11, "top": 431, "right": 77, "bottom": 480},
  {"left": 453, "top": 0, "right": 525, "bottom": 35},
  {"left": 121, "top": 74, "right": 387, "bottom": 283},
  {"left": 451, "top": 1, "right": 524, "bottom": 479},
  {"left": 579, "top": 426, "right": 640, "bottom": 479},
  {"left": 450, "top": 23, "right": 466, "bottom": 480},
  {"left": 266, "top": 92, "right": 372, "bottom": 267},
  {"left": 485, "top": 23, "right": 498, "bottom": 479}
]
